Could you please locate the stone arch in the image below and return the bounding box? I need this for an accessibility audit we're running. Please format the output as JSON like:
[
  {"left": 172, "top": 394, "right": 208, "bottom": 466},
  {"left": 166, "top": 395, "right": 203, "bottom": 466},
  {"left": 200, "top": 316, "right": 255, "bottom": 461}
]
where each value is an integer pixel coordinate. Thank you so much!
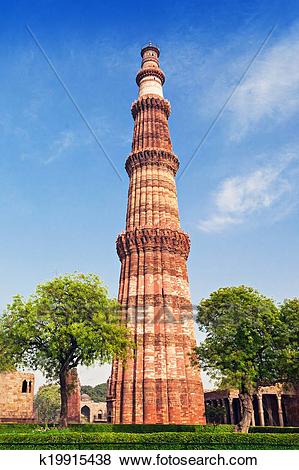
[{"left": 81, "top": 405, "right": 91, "bottom": 422}]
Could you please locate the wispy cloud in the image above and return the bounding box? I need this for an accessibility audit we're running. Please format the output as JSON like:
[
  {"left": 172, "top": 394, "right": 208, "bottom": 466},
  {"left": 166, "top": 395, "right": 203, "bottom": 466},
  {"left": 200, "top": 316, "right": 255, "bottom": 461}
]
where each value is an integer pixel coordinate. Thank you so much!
[
  {"left": 162, "top": 21, "right": 299, "bottom": 144},
  {"left": 44, "top": 130, "right": 75, "bottom": 164},
  {"left": 198, "top": 150, "right": 298, "bottom": 232},
  {"left": 227, "top": 24, "right": 299, "bottom": 140}
]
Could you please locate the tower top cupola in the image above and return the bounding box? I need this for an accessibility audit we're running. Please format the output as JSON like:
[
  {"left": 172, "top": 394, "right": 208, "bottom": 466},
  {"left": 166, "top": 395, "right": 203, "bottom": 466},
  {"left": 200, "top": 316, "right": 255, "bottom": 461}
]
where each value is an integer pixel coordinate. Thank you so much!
[
  {"left": 136, "top": 42, "right": 165, "bottom": 98},
  {"left": 141, "top": 42, "right": 160, "bottom": 57}
]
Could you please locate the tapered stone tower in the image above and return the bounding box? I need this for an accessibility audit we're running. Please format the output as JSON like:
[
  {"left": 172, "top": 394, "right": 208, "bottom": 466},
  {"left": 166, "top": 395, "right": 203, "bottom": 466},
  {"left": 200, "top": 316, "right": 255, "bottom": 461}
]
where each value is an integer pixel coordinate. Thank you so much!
[{"left": 107, "top": 43, "right": 205, "bottom": 424}]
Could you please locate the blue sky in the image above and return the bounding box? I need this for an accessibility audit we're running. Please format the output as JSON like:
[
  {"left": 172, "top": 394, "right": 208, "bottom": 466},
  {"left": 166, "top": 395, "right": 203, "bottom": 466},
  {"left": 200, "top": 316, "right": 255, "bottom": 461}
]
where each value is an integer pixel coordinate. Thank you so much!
[{"left": 1, "top": 0, "right": 299, "bottom": 389}]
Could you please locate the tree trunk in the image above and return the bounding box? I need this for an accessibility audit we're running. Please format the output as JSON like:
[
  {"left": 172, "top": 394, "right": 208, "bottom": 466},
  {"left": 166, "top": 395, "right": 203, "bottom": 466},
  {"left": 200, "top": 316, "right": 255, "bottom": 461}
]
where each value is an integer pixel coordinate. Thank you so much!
[
  {"left": 235, "top": 389, "right": 253, "bottom": 433},
  {"left": 59, "top": 369, "right": 68, "bottom": 428}
]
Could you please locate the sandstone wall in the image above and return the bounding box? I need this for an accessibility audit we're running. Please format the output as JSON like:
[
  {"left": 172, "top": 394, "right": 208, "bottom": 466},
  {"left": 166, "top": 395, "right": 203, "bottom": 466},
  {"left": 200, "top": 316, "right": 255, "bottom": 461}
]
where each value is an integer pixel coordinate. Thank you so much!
[{"left": 0, "top": 371, "right": 34, "bottom": 422}]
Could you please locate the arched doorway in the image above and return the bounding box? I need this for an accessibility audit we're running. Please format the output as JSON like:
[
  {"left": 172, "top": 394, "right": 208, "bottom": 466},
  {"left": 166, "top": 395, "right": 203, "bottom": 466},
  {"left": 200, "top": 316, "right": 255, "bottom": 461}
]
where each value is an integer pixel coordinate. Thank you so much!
[
  {"left": 81, "top": 405, "right": 91, "bottom": 422},
  {"left": 22, "top": 380, "right": 27, "bottom": 393}
]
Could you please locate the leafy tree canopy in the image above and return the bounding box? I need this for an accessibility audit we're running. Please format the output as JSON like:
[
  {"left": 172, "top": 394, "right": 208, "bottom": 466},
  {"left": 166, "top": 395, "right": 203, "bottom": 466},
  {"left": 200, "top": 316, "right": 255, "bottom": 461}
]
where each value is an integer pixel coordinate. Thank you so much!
[
  {"left": 81, "top": 383, "right": 107, "bottom": 402},
  {"left": 0, "top": 273, "right": 132, "bottom": 426},
  {"left": 196, "top": 286, "right": 284, "bottom": 390},
  {"left": 195, "top": 285, "right": 293, "bottom": 432},
  {"left": 35, "top": 384, "right": 60, "bottom": 424},
  {"left": 279, "top": 297, "right": 299, "bottom": 383}
]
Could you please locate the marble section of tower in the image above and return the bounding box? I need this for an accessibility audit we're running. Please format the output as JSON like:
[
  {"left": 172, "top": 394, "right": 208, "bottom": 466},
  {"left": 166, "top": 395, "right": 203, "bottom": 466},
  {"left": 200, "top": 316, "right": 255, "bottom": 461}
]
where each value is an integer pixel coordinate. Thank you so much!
[{"left": 107, "top": 44, "right": 205, "bottom": 424}]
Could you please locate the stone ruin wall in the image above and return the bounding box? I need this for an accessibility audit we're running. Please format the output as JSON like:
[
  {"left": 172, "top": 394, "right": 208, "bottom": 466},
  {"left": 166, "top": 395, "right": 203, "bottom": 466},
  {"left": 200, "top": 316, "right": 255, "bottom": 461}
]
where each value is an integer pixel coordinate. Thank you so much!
[{"left": 0, "top": 371, "right": 35, "bottom": 422}]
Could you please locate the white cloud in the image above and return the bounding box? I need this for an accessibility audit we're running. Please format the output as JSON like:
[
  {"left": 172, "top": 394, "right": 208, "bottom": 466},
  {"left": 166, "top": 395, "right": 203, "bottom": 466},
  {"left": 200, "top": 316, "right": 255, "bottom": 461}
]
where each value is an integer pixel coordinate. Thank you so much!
[
  {"left": 163, "top": 22, "right": 299, "bottom": 142},
  {"left": 215, "top": 167, "right": 288, "bottom": 213},
  {"left": 198, "top": 214, "right": 241, "bottom": 232},
  {"left": 198, "top": 150, "right": 298, "bottom": 232},
  {"left": 44, "top": 130, "right": 75, "bottom": 164},
  {"left": 227, "top": 25, "right": 299, "bottom": 139}
]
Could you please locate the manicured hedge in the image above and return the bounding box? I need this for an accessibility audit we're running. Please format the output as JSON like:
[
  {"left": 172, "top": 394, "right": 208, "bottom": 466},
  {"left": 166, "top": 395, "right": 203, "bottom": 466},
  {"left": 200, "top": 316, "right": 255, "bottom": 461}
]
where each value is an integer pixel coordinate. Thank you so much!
[
  {"left": 69, "top": 424, "right": 234, "bottom": 434},
  {"left": 0, "top": 423, "right": 234, "bottom": 434},
  {"left": 250, "top": 426, "right": 299, "bottom": 434},
  {"left": 0, "top": 424, "right": 41, "bottom": 434},
  {"left": 0, "top": 431, "right": 298, "bottom": 450},
  {"left": 1, "top": 423, "right": 298, "bottom": 437}
]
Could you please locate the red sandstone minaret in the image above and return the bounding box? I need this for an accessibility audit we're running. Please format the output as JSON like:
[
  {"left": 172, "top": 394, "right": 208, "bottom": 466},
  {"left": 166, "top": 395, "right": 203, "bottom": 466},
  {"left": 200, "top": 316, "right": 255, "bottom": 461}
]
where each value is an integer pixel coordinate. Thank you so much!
[{"left": 107, "top": 43, "right": 205, "bottom": 424}]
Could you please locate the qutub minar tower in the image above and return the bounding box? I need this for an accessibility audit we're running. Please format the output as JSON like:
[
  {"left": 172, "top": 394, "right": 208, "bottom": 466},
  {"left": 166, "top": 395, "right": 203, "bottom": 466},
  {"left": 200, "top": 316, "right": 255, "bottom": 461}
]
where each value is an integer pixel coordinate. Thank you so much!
[{"left": 107, "top": 43, "right": 205, "bottom": 424}]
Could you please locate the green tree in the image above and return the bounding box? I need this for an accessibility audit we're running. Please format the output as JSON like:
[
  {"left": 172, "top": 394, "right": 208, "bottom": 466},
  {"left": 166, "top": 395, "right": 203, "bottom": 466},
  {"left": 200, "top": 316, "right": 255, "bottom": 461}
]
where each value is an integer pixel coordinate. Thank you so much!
[
  {"left": 35, "top": 384, "right": 61, "bottom": 425},
  {"left": 81, "top": 383, "right": 107, "bottom": 402},
  {"left": 0, "top": 273, "right": 132, "bottom": 427},
  {"left": 279, "top": 298, "right": 299, "bottom": 384},
  {"left": 196, "top": 286, "right": 285, "bottom": 433}
]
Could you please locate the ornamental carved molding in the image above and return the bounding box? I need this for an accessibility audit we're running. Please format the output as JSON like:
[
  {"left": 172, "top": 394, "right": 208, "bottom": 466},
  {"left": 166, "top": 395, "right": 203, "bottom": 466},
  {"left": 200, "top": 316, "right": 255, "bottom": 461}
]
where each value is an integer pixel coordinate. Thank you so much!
[
  {"left": 125, "top": 149, "right": 179, "bottom": 176},
  {"left": 116, "top": 227, "right": 190, "bottom": 261},
  {"left": 136, "top": 67, "right": 165, "bottom": 87},
  {"left": 131, "top": 96, "right": 171, "bottom": 119}
]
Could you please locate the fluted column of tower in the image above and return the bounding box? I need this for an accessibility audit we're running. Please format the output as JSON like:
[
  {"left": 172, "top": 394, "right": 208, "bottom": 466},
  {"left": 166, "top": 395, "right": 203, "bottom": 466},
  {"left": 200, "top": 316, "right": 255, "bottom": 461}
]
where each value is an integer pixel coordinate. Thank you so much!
[{"left": 107, "top": 43, "right": 205, "bottom": 424}]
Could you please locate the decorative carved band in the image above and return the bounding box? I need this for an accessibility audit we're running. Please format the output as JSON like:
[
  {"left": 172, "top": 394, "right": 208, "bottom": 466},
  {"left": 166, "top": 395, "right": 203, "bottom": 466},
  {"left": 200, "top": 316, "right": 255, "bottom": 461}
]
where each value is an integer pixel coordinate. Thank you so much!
[
  {"left": 136, "top": 67, "right": 165, "bottom": 87},
  {"left": 125, "top": 149, "right": 179, "bottom": 176},
  {"left": 116, "top": 227, "right": 190, "bottom": 260},
  {"left": 131, "top": 96, "right": 171, "bottom": 119}
]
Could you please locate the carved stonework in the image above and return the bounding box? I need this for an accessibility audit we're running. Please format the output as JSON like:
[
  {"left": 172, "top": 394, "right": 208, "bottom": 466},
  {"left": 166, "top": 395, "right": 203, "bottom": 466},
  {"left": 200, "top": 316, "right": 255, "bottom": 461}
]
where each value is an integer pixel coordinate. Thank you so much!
[
  {"left": 131, "top": 96, "right": 171, "bottom": 119},
  {"left": 131, "top": 96, "right": 172, "bottom": 152},
  {"left": 136, "top": 67, "right": 165, "bottom": 87},
  {"left": 116, "top": 227, "right": 190, "bottom": 261},
  {"left": 125, "top": 149, "right": 179, "bottom": 176}
]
